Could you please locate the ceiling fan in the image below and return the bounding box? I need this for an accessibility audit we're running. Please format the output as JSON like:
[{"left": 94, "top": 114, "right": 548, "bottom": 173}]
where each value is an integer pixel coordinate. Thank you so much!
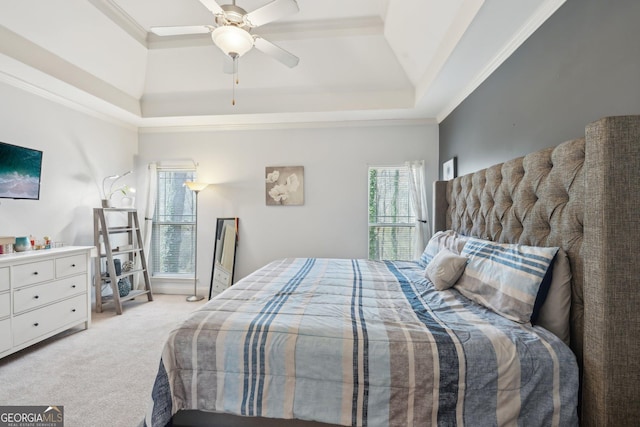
[{"left": 150, "top": 0, "right": 300, "bottom": 68}]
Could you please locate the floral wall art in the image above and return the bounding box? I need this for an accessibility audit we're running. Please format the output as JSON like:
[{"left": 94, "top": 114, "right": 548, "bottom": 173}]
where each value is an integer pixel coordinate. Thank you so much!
[{"left": 265, "top": 166, "right": 304, "bottom": 206}]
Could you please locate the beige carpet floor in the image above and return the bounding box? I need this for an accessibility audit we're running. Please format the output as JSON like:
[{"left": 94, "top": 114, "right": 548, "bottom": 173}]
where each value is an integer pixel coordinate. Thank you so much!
[{"left": 0, "top": 294, "right": 206, "bottom": 427}]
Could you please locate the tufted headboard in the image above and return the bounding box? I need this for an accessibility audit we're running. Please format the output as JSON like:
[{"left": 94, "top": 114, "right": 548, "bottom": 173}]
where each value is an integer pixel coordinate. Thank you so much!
[{"left": 433, "top": 115, "right": 640, "bottom": 426}]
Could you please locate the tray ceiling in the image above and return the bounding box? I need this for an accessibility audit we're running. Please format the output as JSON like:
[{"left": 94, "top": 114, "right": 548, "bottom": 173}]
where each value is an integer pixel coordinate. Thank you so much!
[{"left": 0, "top": 0, "right": 566, "bottom": 128}]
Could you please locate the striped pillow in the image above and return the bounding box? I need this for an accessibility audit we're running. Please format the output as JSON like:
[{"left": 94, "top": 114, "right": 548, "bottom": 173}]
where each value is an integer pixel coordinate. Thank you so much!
[
  {"left": 419, "top": 230, "right": 469, "bottom": 267},
  {"left": 455, "top": 237, "right": 558, "bottom": 323}
]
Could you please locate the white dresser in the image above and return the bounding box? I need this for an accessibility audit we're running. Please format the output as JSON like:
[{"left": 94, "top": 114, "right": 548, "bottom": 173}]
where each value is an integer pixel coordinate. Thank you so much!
[
  {"left": 0, "top": 246, "right": 93, "bottom": 358},
  {"left": 211, "top": 261, "right": 233, "bottom": 296}
]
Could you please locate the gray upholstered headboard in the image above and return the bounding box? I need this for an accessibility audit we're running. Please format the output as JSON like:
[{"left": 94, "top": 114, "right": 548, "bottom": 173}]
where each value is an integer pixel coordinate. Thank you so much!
[{"left": 433, "top": 115, "right": 639, "bottom": 426}]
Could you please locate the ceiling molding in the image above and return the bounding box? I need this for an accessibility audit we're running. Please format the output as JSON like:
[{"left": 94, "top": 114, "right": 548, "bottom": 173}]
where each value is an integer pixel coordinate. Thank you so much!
[
  {"left": 138, "top": 116, "right": 436, "bottom": 134},
  {"left": 147, "top": 16, "right": 384, "bottom": 49},
  {"left": 0, "top": 68, "right": 139, "bottom": 131},
  {"left": 0, "top": 25, "right": 140, "bottom": 116},
  {"left": 88, "top": 0, "right": 148, "bottom": 47},
  {"left": 435, "top": 0, "right": 567, "bottom": 122}
]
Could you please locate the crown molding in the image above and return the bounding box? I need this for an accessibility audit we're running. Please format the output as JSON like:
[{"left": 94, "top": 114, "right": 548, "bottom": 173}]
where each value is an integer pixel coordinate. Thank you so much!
[
  {"left": 137, "top": 115, "right": 435, "bottom": 134},
  {"left": 0, "top": 68, "right": 139, "bottom": 131}
]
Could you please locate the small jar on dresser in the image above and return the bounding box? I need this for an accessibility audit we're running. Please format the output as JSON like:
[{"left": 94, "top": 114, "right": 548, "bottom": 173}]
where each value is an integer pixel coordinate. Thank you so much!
[{"left": 0, "top": 246, "right": 93, "bottom": 359}]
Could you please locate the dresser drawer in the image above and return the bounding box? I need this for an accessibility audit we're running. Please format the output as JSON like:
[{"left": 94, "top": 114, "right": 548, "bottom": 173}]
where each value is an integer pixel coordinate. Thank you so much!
[
  {"left": 13, "top": 276, "right": 85, "bottom": 314},
  {"left": 13, "top": 294, "right": 87, "bottom": 347},
  {"left": 0, "top": 292, "right": 9, "bottom": 318},
  {"left": 0, "top": 267, "right": 8, "bottom": 292},
  {"left": 13, "top": 260, "right": 55, "bottom": 288},
  {"left": 213, "top": 266, "right": 231, "bottom": 286},
  {"left": 55, "top": 254, "right": 87, "bottom": 278},
  {"left": 0, "top": 318, "right": 10, "bottom": 354},
  {"left": 211, "top": 280, "right": 227, "bottom": 296}
]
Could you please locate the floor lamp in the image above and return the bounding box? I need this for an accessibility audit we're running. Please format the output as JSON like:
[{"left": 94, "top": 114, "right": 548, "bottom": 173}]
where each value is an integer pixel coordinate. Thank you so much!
[{"left": 185, "top": 181, "right": 209, "bottom": 302}]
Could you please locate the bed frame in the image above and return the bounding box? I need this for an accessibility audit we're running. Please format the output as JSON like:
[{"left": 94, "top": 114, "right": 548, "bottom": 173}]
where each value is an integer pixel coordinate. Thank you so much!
[
  {"left": 169, "top": 115, "right": 638, "bottom": 426},
  {"left": 433, "top": 115, "right": 640, "bottom": 426}
]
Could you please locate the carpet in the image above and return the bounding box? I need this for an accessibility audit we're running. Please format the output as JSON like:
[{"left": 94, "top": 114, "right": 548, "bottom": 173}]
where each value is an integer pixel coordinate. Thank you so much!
[{"left": 0, "top": 294, "right": 206, "bottom": 427}]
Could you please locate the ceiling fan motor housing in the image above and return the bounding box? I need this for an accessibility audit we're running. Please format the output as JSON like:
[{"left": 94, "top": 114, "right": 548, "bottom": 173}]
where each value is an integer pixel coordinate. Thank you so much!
[{"left": 217, "top": 4, "right": 251, "bottom": 31}]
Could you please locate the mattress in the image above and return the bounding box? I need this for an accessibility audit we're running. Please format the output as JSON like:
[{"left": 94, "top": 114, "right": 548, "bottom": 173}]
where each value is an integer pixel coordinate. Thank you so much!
[{"left": 144, "top": 257, "right": 579, "bottom": 426}]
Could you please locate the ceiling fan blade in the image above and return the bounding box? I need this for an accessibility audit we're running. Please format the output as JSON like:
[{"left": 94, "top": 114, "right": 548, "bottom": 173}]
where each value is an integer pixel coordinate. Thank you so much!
[
  {"left": 150, "top": 25, "right": 212, "bottom": 36},
  {"left": 245, "top": 0, "right": 299, "bottom": 27},
  {"left": 254, "top": 36, "right": 299, "bottom": 68},
  {"left": 198, "top": 0, "right": 225, "bottom": 15}
]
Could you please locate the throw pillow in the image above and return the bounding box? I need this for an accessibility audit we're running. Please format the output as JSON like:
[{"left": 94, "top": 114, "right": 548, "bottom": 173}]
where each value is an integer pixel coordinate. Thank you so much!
[{"left": 424, "top": 248, "right": 468, "bottom": 290}]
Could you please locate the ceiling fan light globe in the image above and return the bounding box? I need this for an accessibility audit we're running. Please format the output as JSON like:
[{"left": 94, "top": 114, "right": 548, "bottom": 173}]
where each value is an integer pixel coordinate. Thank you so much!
[{"left": 211, "top": 26, "right": 254, "bottom": 57}]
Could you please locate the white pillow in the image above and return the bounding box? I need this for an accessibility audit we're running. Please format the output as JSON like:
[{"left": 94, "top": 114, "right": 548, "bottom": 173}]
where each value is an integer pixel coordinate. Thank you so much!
[{"left": 424, "top": 248, "right": 468, "bottom": 291}]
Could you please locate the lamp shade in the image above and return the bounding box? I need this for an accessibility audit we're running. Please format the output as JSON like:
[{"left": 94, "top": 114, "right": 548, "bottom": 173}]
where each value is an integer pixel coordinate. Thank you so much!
[
  {"left": 185, "top": 182, "right": 209, "bottom": 192},
  {"left": 211, "top": 25, "right": 254, "bottom": 57}
]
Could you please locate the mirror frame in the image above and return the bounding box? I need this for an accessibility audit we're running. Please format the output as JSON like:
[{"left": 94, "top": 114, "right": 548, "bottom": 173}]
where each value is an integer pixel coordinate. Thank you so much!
[{"left": 208, "top": 217, "right": 239, "bottom": 299}]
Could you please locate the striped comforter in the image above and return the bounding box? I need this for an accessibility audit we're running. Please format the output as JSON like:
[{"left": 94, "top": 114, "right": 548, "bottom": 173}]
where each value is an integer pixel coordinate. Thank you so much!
[{"left": 144, "top": 258, "right": 579, "bottom": 426}]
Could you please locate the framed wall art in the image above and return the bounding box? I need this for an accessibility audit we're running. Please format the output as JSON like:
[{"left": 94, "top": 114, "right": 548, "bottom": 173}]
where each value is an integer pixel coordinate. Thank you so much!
[
  {"left": 265, "top": 166, "right": 304, "bottom": 206},
  {"left": 442, "top": 157, "right": 457, "bottom": 180}
]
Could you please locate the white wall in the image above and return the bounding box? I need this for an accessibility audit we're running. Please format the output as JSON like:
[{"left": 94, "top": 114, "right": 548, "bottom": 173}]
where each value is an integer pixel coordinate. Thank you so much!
[
  {"left": 137, "top": 122, "right": 438, "bottom": 296},
  {"left": 0, "top": 78, "right": 438, "bottom": 300},
  {"left": 0, "top": 81, "right": 137, "bottom": 247}
]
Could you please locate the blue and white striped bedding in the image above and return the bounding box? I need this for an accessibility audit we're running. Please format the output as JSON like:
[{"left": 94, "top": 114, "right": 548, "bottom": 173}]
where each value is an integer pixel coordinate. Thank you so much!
[{"left": 144, "top": 258, "right": 579, "bottom": 426}]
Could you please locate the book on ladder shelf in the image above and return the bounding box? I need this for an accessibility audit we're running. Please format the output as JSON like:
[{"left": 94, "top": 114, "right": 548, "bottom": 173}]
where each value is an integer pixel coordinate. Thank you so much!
[{"left": 93, "top": 208, "right": 153, "bottom": 314}]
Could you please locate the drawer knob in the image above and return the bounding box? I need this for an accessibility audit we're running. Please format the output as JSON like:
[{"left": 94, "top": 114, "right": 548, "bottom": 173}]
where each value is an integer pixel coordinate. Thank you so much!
[
  {"left": 71, "top": 308, "right": 76, "bottom": 312},
  {"left": 72, "top": 285, "right": 76, "bottom": 288},
  {"left": 33, "top": 271, "right": 38, "bottom": 275},
  {"left": 71, "top": 264, "right": 76, "bottom": 267},
  {"left": 34, "top": 322, "right": 39, "bottom": 327},
  {"left": 34, "top": 295, "right": 39, "bottom": 299}
]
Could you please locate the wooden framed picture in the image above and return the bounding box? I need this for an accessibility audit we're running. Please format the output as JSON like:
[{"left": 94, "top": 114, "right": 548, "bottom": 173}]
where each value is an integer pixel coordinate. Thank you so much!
[{"left": 442, "top": 157, "right": 457, "bottom": 180}]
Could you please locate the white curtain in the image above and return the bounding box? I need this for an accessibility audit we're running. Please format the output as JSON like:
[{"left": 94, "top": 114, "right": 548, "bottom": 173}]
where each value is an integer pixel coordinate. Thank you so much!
[
  {"left": 137, "top": 163, "right": 157, "bottom": 289},
  {"left": 406, "top": 160, "right": 431, "bottom": 259}
]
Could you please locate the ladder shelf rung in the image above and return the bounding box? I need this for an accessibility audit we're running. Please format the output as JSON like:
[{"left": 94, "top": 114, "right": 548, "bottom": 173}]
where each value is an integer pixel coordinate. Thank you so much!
[
  {"left": 101, "top": 268, "right": 146, "bottom": 282},
  {"left": 99, "top": 248, "right": 141, "bottom": 257},
  {"left": 100, "top": 226, "right": 138, "bottom": 233},
  {"left": 101, "top": 289, "right": 150, "bottom": 304}
]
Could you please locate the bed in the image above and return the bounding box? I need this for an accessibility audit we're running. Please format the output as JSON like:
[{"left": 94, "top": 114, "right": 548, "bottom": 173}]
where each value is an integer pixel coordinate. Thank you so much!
[{"left": 143, "top": 115, "right": 639, "bottom": 426}]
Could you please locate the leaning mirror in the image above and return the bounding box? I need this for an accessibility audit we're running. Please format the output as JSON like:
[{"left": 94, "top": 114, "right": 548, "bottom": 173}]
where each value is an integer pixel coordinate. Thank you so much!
[{"left": 209, "top": 217, "right": 239, "bottom": 299}]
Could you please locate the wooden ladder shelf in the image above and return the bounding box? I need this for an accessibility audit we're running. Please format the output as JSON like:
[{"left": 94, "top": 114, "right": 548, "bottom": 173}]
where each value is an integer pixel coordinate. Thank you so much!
[{"left": 93, "top": 208, "right": 153, "bottom": 314}]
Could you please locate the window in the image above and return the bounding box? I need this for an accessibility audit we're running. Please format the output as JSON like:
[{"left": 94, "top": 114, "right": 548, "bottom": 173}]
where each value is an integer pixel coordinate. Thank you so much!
[
  {"left": 151, "top": 169, "right": 196, "bottom": 275},
  {"left": 368, "top": 165, "right": 415, "bottom": 260}
]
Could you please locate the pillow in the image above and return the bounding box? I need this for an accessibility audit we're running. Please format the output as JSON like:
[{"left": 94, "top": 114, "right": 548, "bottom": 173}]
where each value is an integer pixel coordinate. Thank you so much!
[
  {"left": 454, "top": 237, "right": 559, "bottom": 323},
  {"left": 424, "top": 248, "right": 468, "bottom": 290},
  {"left": 419, "top": 230, "right": 469, "bottom": 267},
  {"left": 534, "top": 248, "right": 572, "bottom": 345}
]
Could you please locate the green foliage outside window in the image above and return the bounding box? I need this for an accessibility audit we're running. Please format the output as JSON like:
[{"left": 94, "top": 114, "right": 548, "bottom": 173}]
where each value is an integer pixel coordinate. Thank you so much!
[
  {"left": 368, "top": 166, "right": 415, "bottom": 260},
  {"left": 151, "top": 170, "right": 196, "bottom": 275}
]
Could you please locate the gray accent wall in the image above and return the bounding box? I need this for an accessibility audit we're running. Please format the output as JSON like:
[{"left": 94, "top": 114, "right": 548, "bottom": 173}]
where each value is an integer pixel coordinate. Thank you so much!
[{"left": 439, "top": 0, "right": 640, "bottom": 177}]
